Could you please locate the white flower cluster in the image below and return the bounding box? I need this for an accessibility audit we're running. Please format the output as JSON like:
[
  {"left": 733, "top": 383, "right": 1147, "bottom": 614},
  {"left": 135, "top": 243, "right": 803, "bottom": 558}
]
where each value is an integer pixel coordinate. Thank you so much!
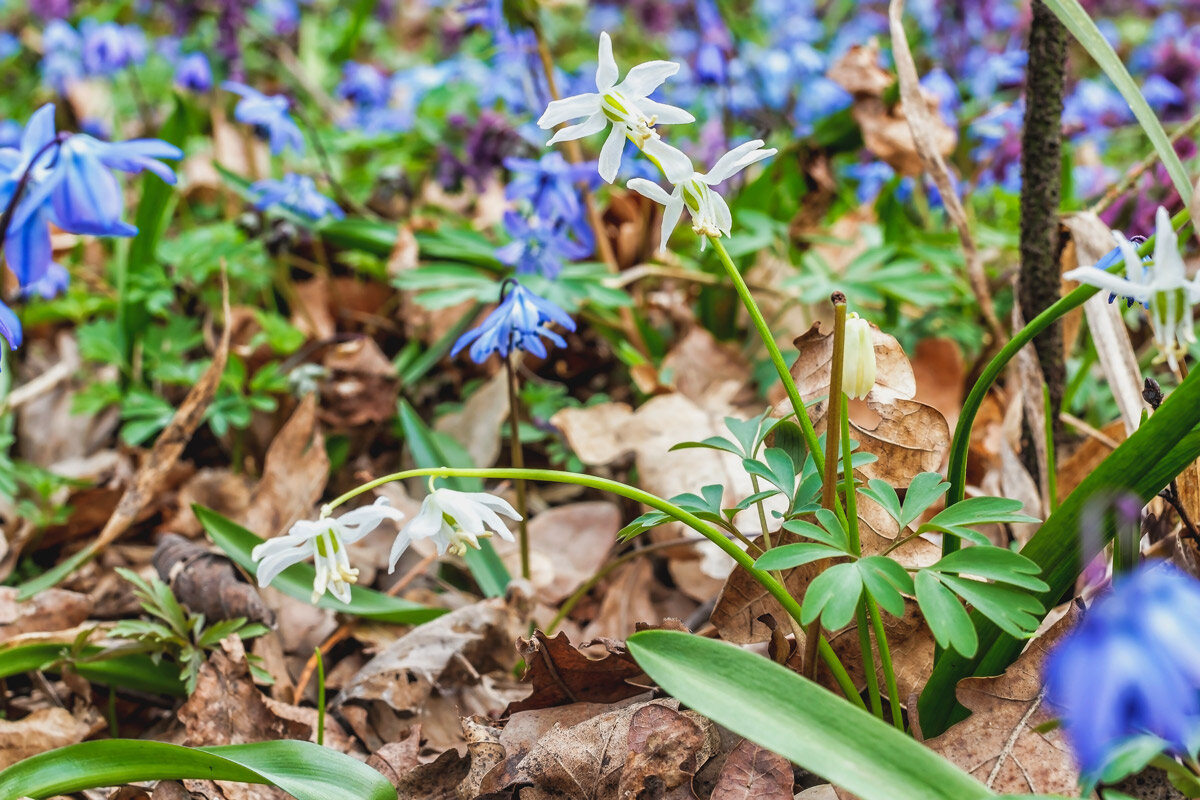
[
  {"left": 538, "top": 32, "right": 776, "bottom": 251},
  {"left": 251, "top": 489, "right": 521, "bottom": 603}
]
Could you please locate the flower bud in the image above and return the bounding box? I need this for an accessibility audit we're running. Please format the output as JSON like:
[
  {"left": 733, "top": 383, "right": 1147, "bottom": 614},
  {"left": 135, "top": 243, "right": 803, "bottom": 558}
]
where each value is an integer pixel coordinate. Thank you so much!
[{"left": 841, "top": 313, "right": 876, "bottom": 400}]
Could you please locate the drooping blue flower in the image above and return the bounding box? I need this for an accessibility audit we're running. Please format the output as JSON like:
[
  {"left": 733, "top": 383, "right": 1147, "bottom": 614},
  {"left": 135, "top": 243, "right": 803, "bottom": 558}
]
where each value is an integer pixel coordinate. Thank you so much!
[
  {"left": 1142, "top": 74, "right": 1186, "bottom": 113},
  {"left": 495, "top": 211, "right": 592, "bottom": 280},
  {"left": 845, "top": 160, "right": 895, "bottom": 204},
  {"left": 250, "top": 173, "right": 343, "bottom": 220},
  {"left": 337, "top": 62, "right": 390, "bottom": 108},
  {"left": 81, "top": 21, "right": 146, "bottom": 75},
  {"left": 1044, "top": 563, "right": 1200, "bottom": 785},
  {"left": 503, "top": 152, "right": 596, "bottom": 234},
  {"left": 175, "top": 52, "right": 213, "bottom": 92},
  {"left": 256, "top": 0, "right": 301, "bottom": 35},
  {"left": 451, "top": 281, "right": 575, "bottom": 363},
  {"left": 20, "top": 262, "right": 69, "bottom": 300},
  {"left": 0, "top": 121, "right": 20, "bottom": 149},
  {"left": 0, "top": 298, "right": 22, "bottom": 353},
  {"left": 223, "top": 82, "right": 305, "bottom": 155}
]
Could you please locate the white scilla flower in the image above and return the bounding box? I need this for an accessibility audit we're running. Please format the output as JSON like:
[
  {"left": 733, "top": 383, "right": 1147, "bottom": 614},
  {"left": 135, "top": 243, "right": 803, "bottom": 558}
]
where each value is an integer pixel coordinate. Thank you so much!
[
  {"left": 537, "top": 31, "right": 694, "bottom": 183},
  {"left": 627, "top": 139, "right": 776, "bottom": 250},
  {"left": 251, "top": 497, "right": 404, "bottom": 604},
  {"left": 388, "top": 488, "right": 522, "bottom": 570},
  {"left": 1063, "top": 206, "right": 1198, "bottom": 370},
  {"left": 842, "top": 313, "right": 877, "bottom": 400}
]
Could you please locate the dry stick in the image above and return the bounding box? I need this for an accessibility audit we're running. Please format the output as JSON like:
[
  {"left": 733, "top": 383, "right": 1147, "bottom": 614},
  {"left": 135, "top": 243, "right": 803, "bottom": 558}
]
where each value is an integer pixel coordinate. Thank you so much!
[
  {"left": 888, "top": 0, "right": 1006, "bottom": 346},
  {"left": 531, "top": 24, "right": 651, "bottom": 359},
  {"left": 505, "top": 350, "right": 532, "bottom": 579},
  {"left": 804, "top": 295, "right": 847, "bottom": 681},
  {"left": 1089, "top": 110, "right": 1200, "bottom": 216},
  {"left": 291, "top": 551, "right": 438, "bottom": 705}
]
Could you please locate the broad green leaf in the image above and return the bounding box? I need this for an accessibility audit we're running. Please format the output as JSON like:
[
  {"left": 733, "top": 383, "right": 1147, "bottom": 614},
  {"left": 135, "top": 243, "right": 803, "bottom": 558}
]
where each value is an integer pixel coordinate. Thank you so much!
[
  {"left": 754, "top": 542, "right": 847, "bottom": 571},
  {"left": 858, "top": 556, "right": 914, "bottom": 618},
  {"left": 931, "top": 547, "right": 1049, "bottom": 592},
  {"left": 937, "top": 575, "right": 1043, "bottom": 640},
  {"left": 0, "top": 739, "right": 396, "bottom": 800},
  {"left": 626, "top": 631, "right": 994, "bottom": 800},
  {"left": 1040, "top": 0, "right": 1192, "bottom": 203},
  {"left": 781, "top": 518, "right": 849, "bottom": 550},
  {"left": 899, "top": 472, "right": 951, "bottom": 529},
  {"left": 196, "top": 506, "right": 444, "bottom": 624},
  {"left": 916, "top": 571, "right": 977, "bottom": 657},
  {"left": 670, "top": 436, "right": 743, "bottom": 456},
  {"left": 0, "top": 642, "right": 185, "bottom": 696},
  {"left": 919, "top": 497, "right": 1039, "bottom": 545},
  {"left": 802, "top": 562, "right": 862, "bottom": 629}
]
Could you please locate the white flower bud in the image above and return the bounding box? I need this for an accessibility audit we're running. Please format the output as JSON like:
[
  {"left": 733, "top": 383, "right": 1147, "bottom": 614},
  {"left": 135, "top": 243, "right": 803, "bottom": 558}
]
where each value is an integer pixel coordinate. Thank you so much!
[{"left": 842, "top": 313, "right": 876, "bottom": 400}]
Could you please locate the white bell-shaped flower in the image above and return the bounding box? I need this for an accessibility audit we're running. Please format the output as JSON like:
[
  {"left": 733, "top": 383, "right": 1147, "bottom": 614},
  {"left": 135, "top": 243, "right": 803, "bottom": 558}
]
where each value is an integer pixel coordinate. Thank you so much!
[
  {"left": 627, "top": 139, "right": 776, "bottom": 250},
  {"left": 1063, "top": 206, "right": 1198, "bottom": 370},
  {"left": 842, "top": 313, "right": 877, "bottom": 400},
  {"left": 252, "top": 497, "right": 404, "bottom": 604},
  {"left": 388, "top": 488, "right": 522, "bottom": 570},
  {"left": 537, "top": 31, "right": 694, "bottom": 183}
]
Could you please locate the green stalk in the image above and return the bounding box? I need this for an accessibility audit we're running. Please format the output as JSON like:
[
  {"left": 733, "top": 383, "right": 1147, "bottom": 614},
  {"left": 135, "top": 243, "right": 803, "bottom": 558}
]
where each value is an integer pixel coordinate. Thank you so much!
[
  {"left": 868, "top": 597, "right": 904, "bottom": 731},
  {"left": 322, "top": 466, "right": 864, "bottom": 707},
  {"left": 943, "top": 210, "right": 1189, "bottom": 555},
  {"left": 314, "top": 647, "right": 326, "bottom": 747},
  {"left": 1043, "top": 384, "right": 1058, "bottom": 513},
  {"left": 504, "top": 352, "right": 531, "bottom": 580},
  {"left": 857, "top": 600, "right": 883, "bottom": 718}
]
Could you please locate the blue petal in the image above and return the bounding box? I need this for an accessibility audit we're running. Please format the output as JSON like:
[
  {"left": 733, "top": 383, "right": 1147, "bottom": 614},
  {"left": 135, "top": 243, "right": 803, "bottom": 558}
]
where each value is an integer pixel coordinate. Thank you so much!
[{"left": 0, "top": 297, "right": 22, "bottom": 352}]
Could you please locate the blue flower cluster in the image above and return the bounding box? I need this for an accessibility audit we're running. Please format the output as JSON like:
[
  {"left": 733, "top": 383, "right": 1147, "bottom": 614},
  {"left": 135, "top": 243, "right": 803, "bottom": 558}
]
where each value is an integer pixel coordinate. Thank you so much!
[
  {"left": 1045, "top": 563, "right": 1200, "bottom": 785},
  {"left": 451, "top": 282, "right": 576, "bottom": 364},
  {"left": 0, "top": 104, "right": 182, "bottom": 353},
  {"left": 224, "top": 82, "right": 305, "bottom": 156},
  {"left": 250, "top": 174, "right": 343, "bottom": 222},
  {"left": 334, "top": 61, "right": 438, "bottom": 136}
]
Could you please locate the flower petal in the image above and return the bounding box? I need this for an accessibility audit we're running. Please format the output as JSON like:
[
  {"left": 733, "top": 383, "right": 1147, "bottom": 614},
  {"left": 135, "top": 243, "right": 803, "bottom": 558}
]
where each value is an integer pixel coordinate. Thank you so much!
[
  {"left": 1063, "top": 266, "right": 1151, "bottom": 302},
  {"left": 546, "top": 111, "right": 606, "bottom": 144},
  {"left": 596, "top": 32, "right": 618, "bottom": 91},
  {"left": 597, "top": 125, "right": 626, "bottom": 184},
  {"left": 643, "top": 138, "right": 694, "bottom": 184},
  {"left": 658, "top": 195, "right": 685, "bottom": 251},
  {"left": 538, "top": 94, "right": 600, "bottom": 130},
  {"left": 627, "top": 177, "right": 673, "bottom": 206},
  {"left": 703, "top": 140, "right": 774, "bottom": 185},
  {"left": 617, "top": 60, "right": 680, "bottom": 97},
  {"left": 636, "top": 98, "right": 695, "bottom": 126}
]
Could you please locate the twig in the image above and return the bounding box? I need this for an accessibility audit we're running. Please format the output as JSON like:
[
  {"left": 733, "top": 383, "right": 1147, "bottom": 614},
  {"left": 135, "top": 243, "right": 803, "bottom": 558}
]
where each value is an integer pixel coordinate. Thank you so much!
[{"left": 1089, "top": 109, "right": 1200, "bottom": 216}]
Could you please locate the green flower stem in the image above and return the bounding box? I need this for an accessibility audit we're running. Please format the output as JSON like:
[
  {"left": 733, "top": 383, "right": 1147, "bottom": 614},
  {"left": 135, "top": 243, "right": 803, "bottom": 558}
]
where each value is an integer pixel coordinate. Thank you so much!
[
  {"left": 856, "top": 600, "right": 883, "bottom": 718},
  {"left": 504, "top": 352, "right": 532, "bottom": 580},
  {"left": 943, "top": 209, "right": 1190, "bottom": 555},
  {"left": 323, "top": 466, "right": 864, "bottom": 708},
  {"left": 709, "top": 237, "right": 828, "bottom": 482},
  {"left": 314, "top": 647, "right": 326, "bottom": 747},
  {"left": 868, "top": 597, "right": 904, "bottom": 731}
]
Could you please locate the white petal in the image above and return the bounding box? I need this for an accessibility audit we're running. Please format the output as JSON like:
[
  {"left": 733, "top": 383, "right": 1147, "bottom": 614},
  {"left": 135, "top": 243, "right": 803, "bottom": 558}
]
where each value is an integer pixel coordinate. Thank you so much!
[
  {"left": 637, "top": 98, "right": 695, "bottom": 125},
  {"left": 1062, "top": 266, "right": 1151, "bottom": 302},
  {"left": 285, "top": 519, "right": 326, "bottom": 540},
  {"left": 1151, "top": 207, "right": 1185, "bottom": 286},
  {"left": 438, "top": 491, "right": 486, "bottom": 535},
  {"left": 387, "top": 532, "right": 412, "bottom": 573},
  {"left": 335, "top": 498, "right": 405, "bottom": 544},
  {"left": 474, "top": 505, "right": 516, "bottom": 542},
  {"left": 616, "top": 60, "right": 680, "bottom": 97},
  {"left": 473, "top": 493, "right": 522, "bottom": 520},
  {"left": 627, "top": 177, "right": 673, "bottom": 206},
  {"left": 598, "top": 125, "right": 627, "bottom": 183},
  {"left": 538, "top": 93, "right": 600, "bottom": 129},
  {"left": 658, "top": 195, "right": 685, "bottom": 251},
  {"left": 547, "top": 111, "right": 607, "bottom": 144},
  {"left": 402, "top": 497, "right": 446, "bottom": 542},
  {"left": 710, "top": 191, "right": 734, "bottom": 237},
  {"left": 329, "top": 578, "right": 352, "bottom": 604},
  {"left": 256, "top": 543, "right": 311, "bottom": 588},
  {"left": 596, "top": 32, "right": 618, "bottom": 91},
  {"left": 643, "top": 138, "right": 694, "bottom": 184},
  {"left": 703, "top": 140, "right": 772, "bottom": 185}
]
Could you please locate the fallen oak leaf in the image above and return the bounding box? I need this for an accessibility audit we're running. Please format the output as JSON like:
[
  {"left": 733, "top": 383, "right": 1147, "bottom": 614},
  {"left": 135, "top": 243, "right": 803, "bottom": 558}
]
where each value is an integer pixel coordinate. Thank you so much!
[
  {"left": 505, "top": 630, "right": 647, "bottom": 715},
  {"left": 617, "top": 704, "right": 706, "bottom": 800},
  {"left": 709, "top": 738, "right": 794, "bottom": 800}
]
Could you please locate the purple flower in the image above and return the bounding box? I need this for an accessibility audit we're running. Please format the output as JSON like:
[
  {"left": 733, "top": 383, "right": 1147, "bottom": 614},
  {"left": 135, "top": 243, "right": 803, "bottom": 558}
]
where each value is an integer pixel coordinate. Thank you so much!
[
  {"left": 256, "top": 0, "right": 301, "bottom": 35},
  {"left": 223, "top": 82, "right": 305, "bottom": 155},
  {"left": 451, "top": 281, "right": 575, "bottom": 363},
  {"left": 503, "top": 152, "right": 596, "bottom": 235},
  {"left": 40, "top": 19, "right": 82, "bottom": 92},
  {"left": 81, "top": 21, "right": 146, "bottom": 75},
  {"left": 175, "top": 52, "right": 213, "bottom": 92},
  {"left": 1044, "top": 563, "right": 1200, "bottom": 786},
  {"left": 337, "top": 62, "right": 390, "bottom": 108},
  {"left": 250, "top": 173, "right": 343, "bottom": 220},
  {"left": 495, "top": 211, "right": 592, "bottom": 280}
]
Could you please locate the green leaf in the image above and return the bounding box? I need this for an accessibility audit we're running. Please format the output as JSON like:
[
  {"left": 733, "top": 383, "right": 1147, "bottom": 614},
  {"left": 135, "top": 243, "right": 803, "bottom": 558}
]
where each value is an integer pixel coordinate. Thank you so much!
[
  {"left": 919, "top": 497, "right": 1039, "bottom": 545},
  {"left": 936, "top": 575, "right": 1044, "bottom": 640},
  {"left": 930, "top": 547, "right": 1049, "bottom": 592},
  {"left": 916, "top": 571, "right": 978, "bottom": 657},
  {"left": 626, "top": 631, "right": 994, "bottom": 800},
  {"left": 754, "top": 542, "right": 847, "bottom": 571},
  {"left": 899, "top": 472, "right": 951, "bottom": 529},
  {"left": 395, "top": 399, "right": 510, "bottom": 597},
  {"left": 0, "top": 739, "right": 397, "bottom": 800},
  {"left": 0, "top": 642, "right": 185, "bottom": 696},
  {"left": 1040, "top": 0, "right": 1192, "bottom": 204},
  {"left": 801, "top": 562, "right": 862, "bottom": 629},
  {"left": 860, "top": 479, "right": 902, "bottom": 526},
  {"left": 196, "top": 506, "right": 444, "bottom": 624},
  {"left": 858, "top": 556, "right": 914, "bottom": 618}
]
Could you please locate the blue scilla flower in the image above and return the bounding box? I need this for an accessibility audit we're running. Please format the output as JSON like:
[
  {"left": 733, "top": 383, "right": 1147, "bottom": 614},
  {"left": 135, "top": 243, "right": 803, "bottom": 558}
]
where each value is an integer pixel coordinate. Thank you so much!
[
  {"left": 81, "top": 21, "right": 145, "bottom": 75},
  {"left": 845, "top": 160, "right": 895, "bottom": 204},
  {"left": 451, "top": 281, "right": 575, "bottom": 363},
  {"left": 250, "top": 173, "right": 343, "bottom": 221},
  {"left": 223, "top": 82, "right": 305, "bottom": 155},
  {"left": 1044, "top": 563, "right": 1200, "bottom": 785},
  {"left": 503, "top": 152, "right": 596, "bottom": 234},
  {"left": 40, "top": 19, "right": 82, "bottom": 92},
  {"left": 496, "top": 211, "right": 592, "bottom": 281},
  {"left": 256, "top": 0, "right": 301, "bottom": 35},
  {"left": 175, "top": 52, "right": 213, "bottom": 92},
  {"left": 20, "top": 262, "right": 69, "bottom": 300},
  {"left": 337, "top": 62, "right": 390, "bottom": 108},
  {"left": 0, "top": 298, "right": 22, "bottom": 352}
]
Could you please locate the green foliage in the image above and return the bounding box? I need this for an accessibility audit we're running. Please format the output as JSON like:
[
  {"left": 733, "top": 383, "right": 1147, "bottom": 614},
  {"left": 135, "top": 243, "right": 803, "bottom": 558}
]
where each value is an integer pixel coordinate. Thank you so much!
[{"left": 108, "top": 568, "right": 271, "bottom": 694}]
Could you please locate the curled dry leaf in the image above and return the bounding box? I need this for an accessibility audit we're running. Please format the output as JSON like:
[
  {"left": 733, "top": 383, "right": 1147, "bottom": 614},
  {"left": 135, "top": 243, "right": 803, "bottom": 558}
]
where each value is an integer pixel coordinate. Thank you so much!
[
  {"left": 0, "top": 586, "right": 92, "bottom": 638},
  {"left": 153, "top": 533, "right": 275, "bottom": 627},
  {"left": 436, "top": 371, "right": 509, "bottom": 471},
  {"left": 461, "top": 716, "right": 508, "bottom": 800},
  {"left": 0, "top": 705, "right": 104, "bottom": 769},
  {"left": 506, "top": 630, "right": 647, "bottom": 715},
  {"left": 365, "top": 725, "right": 422, "bottom": 787},
  {"left": 709, "top": 739, "right": 795, "bottom": 800},
  {"left": 660, "top": 328, "right": 755, "bottom": 410},
  {"left": 492, "top": 501, "right": 619, "bottom": 605},
  {"left": 924, "top": 604, "right": 1082, "bottom": 796},
  {"left": 712, "top": 531, "right": 820, "bottom": 645},
  {"left": 242, "top": 392, "right": 329, "bottom": 539},
  {"left": 617, "top": 704, "right": 707, "bottom": 800},
  {"left": 319, "top": 337, "right": 400, "bottom": 428}
]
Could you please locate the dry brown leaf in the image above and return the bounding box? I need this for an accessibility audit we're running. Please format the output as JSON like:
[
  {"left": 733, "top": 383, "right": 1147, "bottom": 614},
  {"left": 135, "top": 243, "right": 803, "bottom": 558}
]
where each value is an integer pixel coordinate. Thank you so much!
[
  {"left": 494, "top": 502, "right": 619, "bottom": 604},
  {"left": 828, "top": 600, "right": 934, "bottom": 703},
  {"left": 150, "top": 781, "right": 195, "bottom": 800},
  {"left": 617, "top": 704, "right": 705, "bottom": 800},
  {"left": 581, "top": 559, "right": 661, "bottom": 642},
  {"left": 909, "top": 338, "right": 965, "bottom": 431},
  {"left": 392, "top": 748, "right": 470, "bottom": 800},
  {"left": 436, "top": 371, "right": 509, "bottom": 472},
  {"left": 660, "top": 328, "right": 755, "bottom": 409},
  {"left": 709, "top": 739, "right": 794, "bottom": 800},
  {"left": 0, "top": 587, "right": 92, "bottom": 638},
  {"left": 242, "top": 394, "right": 328, "bottom": 540},
  {"left": 506, "top": 630, "right": 646, "bottom": 715},
  {"left": 0, "top": 706, "right": 103, "bottom": 769},
  {"left": 365, "top": 726, "right": 423, "bottom": 787},
  {"left": 319, "top": 338, "right": 399, "bottom": 428},
  {"left": 153, "top": 533, "right": 274, "bottom": 627},
  {"left": 925, "top": 605, "right": 1082, "bottom": 795},
  {"left": 460, "top": 716, "right": 507, "bottom": 800},
  {"left": 712, "top": 531, "right": 819, "bottom": 645}
]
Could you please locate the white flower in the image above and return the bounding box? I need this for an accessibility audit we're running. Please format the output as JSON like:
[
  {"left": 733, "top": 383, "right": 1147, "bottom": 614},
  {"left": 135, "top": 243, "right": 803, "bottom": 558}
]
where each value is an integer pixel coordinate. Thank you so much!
[
  {"left": 251, "top": 497, "right": 404, "bottom": 604},
  {"left": 627, "top": 139, "right": 776, "bottom": 250},
  {"left": 388, "top": 488, "right": 522, "bottom": 570},
  {"left": 537, "top": 31, "right": 694, "bottom": 183},
  {"left": 842, "top": 313, "right": 877, "bottom": 400},
  {"left": 1063, "top": 206, "right": 1198, "bottom": 370}
]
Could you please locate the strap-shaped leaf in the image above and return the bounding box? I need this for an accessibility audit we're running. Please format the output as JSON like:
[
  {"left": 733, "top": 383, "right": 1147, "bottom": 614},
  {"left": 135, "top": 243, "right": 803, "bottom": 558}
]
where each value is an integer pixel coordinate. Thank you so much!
[{"left": 0, "top": 739, "right": 396, "bottom": 800}]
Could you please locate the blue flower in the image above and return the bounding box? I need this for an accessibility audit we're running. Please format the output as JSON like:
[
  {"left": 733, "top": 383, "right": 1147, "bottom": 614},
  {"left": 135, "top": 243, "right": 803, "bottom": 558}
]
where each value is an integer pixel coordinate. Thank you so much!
[
  {"left": 81, "top": 21, "right": 145, "bottom": 75},
  {"left": 250, "top": 173, "right": 343, "bottom": 220},
  {"left": 495, "top": 211, "right": 591, "bottom": 280},
  {"left": 451, "top": 281, "right": 575, "bottom": 363},
  {"left": 0, "top": 297, "right": 22, "bottom": 353},
  {"left": 503, "top": 152, "right": 596, "bottom": 234},
  {"left": 40, "top": 19, "right": 82, "bottom": 92},
  {"left": 256, "top": 0, "right": 301, "bottom": 35},
  {"left": 175, "top": 52, "right": 213, "bottom": 92},
  {"left": 337, "top": 62, "right": 390, "bottom": 108},
  {"left": 21, "top": 262, "right": 69, "bottom": 300},
  {"left": 1044, "top": 563, "right": 1200, "bottom": 785},
  {"left": 845, "top": 160, "right": 895, "bottom": 204},
  {"left": 223, "top": 82, "right": 305, "bottom": 155}
]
